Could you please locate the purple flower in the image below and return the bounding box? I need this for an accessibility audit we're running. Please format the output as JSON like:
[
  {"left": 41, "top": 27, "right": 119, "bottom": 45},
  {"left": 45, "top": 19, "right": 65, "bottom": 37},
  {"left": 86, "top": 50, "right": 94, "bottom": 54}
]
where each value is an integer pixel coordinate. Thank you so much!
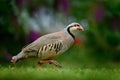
[
  {"left": 16, "top": 0, "right": 24, "bottom": 10},
  {"left": 5, "top": 53, "right": 12, "bottom": 62},
  {"left": 54, "top": 0, "right": 69, "bottom": 15},
  {"left": 29, "top": 30, "right": 41, "bottom": 42},
  {"left": 94, "top": 5, "right": 105, "bottom": 22},
  {"left": 16, "top": 0, "right": 31, "bottom": 11}
]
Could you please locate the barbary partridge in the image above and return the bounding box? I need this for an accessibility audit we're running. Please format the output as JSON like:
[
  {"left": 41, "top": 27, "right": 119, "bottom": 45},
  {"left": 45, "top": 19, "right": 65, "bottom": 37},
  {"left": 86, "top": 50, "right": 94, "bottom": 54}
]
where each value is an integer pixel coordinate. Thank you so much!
[{"left": 11, "top": 22, "right": 84, "bottom": 67}]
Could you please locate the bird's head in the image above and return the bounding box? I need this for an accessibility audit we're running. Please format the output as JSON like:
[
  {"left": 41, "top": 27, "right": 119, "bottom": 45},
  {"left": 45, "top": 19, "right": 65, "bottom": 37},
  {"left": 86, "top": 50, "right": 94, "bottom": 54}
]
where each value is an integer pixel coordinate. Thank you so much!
[
  {"left": 67, "top": 22, "right": 84, "bottom": 32},
  {"left": 65, "top": 22, "right": 84, "bottom": 38}
]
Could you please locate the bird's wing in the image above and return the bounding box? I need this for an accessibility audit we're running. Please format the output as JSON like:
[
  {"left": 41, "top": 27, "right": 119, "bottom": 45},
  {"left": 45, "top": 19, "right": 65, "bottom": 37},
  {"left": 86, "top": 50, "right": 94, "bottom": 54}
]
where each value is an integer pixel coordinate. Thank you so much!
[
  {"left": 22, "top": 32, "right": 63, "bottom": 53},
  {"left": 37, "top": 40, "right": 64, "bottom": 59}
]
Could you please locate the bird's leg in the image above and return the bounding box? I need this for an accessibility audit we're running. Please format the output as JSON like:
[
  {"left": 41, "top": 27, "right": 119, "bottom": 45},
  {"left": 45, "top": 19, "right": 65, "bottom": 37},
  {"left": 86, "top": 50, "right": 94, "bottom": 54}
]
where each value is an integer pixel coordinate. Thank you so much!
[
  {"left": 37, "top": 61, "right": 43, "bottom": 68},
  {"left": 49, "top": 60, "right": 62, "bottom": 68},
  {"left": 38, "top": 59, "right": 62, "bottom": 68}
]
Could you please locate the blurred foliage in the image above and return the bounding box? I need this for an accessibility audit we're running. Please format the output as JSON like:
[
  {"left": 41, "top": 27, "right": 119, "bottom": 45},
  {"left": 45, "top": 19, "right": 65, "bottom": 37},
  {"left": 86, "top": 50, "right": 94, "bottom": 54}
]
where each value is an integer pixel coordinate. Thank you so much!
[
  {"left": 0, "top": 0, "right": 120, "bottom": 67},
  {"left": 85, "top": 25, "right": 120, "bottom": 63},
  {"left": 0, "top": 0, "right": 25, "bottom": 63},
  {"left": 69, "top": 0, "right": 120, "bottom": 62}
]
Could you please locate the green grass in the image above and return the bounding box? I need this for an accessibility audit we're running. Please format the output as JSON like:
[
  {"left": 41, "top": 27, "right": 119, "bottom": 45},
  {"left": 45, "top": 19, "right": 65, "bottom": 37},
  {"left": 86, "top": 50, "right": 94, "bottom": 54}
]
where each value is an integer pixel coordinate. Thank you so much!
[
  {"left": 1, "top": 45, "right": 120, "bottom": 80},
  {"left": 0, "top": 66, "right": 120, "bottom": 80}
]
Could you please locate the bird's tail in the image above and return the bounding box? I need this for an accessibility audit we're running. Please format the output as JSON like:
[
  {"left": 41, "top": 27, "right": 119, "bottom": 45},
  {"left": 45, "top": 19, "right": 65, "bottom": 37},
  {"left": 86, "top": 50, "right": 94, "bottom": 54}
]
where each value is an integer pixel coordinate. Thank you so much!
[
  {"left": 11, "top": 51, "right": 25, "bottom": 63},
  {"left": 11, "top": 56, "right": 18, "bottom": 63}
]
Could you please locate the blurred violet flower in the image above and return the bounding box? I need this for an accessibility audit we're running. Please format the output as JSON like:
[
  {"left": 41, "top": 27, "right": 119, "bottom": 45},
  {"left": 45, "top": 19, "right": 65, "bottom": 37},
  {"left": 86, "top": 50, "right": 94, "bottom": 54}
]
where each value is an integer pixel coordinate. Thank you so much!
[
  {"left": 16, "top": 0, "right": 31, "bottom": 11},
  {"left": 94, "top": 5, "right": 105, "bottom": 22},
  {"left": 2, "top": 48, "right": 12, "bottom": 62},
  {"left": 29, "top": 30, "right": 41, "bottom": 42},
  {"left": 54, "top": 0, "right": 70, "bottom": 15},
  {"left": 5, "top": 53, "right": 12, "bottom": 62},
  {"left": 16, "top": 0, "right": 24, "bottom": 10}
]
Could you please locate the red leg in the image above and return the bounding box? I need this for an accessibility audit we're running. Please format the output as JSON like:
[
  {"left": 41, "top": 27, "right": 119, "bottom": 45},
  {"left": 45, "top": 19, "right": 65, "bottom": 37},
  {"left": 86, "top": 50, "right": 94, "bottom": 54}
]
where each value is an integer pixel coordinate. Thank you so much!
[
  {"left": 49, "top": 60, "right": 62, "bottom": 68},
  {"left": 38, "top": 59, "right": 61, "bottom": 68}
]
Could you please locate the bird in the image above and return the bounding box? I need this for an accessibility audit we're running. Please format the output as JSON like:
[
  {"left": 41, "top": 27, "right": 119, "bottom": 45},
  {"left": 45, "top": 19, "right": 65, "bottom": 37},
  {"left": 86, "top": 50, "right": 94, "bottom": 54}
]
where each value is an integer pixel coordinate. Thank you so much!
[{"left": 11, "top": 22, "right": 84, "bottom": 67}]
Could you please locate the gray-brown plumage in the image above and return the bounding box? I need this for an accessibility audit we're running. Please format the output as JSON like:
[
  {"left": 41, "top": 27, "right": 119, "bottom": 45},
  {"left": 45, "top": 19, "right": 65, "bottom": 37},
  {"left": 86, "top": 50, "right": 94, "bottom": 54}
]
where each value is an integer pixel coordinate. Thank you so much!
[{"left": 11, "top": 22, "right": 84, "bottom": 67}]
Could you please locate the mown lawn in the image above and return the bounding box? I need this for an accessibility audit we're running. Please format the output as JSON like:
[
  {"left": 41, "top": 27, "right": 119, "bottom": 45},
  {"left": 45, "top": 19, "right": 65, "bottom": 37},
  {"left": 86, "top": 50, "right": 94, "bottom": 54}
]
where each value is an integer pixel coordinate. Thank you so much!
[{"left": 0, "top": 66, "right": 120, "bottom": 80}]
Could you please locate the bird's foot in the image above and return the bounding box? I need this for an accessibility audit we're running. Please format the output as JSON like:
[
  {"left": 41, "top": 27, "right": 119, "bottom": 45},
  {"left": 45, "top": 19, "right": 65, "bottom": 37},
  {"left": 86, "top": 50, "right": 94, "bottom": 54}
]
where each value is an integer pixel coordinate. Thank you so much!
[
  {"left": 38, "top": 59, "right": 62, "bottom": 68},
  {"left": 49, "top": 60, "right": 62, "bottom": 68},
  {"left": 37, "top": 61, "right": 43, "bottom": 68}
]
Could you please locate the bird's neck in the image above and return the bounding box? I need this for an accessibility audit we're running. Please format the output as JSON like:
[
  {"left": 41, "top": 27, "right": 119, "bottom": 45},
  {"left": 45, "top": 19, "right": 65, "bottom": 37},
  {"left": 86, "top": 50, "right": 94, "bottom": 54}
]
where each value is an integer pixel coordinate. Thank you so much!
[{"left": 66, "top": 27, "right": 75, "bottom": 39}]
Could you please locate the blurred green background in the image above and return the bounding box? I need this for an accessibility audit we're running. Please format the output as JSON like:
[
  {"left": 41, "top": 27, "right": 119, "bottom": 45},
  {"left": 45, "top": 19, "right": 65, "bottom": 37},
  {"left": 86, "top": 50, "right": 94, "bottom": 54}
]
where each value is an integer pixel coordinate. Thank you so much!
[{"left": 0, "top": 0, "right": 120, "bottom": 68}]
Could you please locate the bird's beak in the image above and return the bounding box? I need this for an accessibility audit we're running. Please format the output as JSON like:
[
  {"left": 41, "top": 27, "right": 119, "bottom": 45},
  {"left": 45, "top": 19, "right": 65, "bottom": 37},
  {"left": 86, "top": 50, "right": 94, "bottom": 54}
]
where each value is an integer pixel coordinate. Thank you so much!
[{"left": 77, "top": 26, "right": 84, "bottom": 31}]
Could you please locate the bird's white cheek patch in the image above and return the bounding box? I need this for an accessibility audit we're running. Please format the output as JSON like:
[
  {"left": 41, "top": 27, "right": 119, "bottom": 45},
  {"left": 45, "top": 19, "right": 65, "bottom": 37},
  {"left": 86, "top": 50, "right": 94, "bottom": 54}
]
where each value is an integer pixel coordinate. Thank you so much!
[{"left": 70, "top": 27, "right": 78, "bottom": 33}]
